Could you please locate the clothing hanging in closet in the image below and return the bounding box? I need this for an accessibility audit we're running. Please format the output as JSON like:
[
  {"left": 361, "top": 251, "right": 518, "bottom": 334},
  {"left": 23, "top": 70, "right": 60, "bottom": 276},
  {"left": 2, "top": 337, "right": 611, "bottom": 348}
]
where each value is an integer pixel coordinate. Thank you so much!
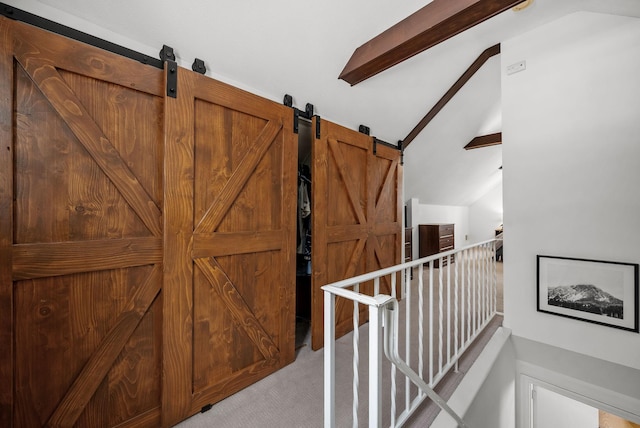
[{"left": 297, "top": 166, "right": 312, "bottom": 268}]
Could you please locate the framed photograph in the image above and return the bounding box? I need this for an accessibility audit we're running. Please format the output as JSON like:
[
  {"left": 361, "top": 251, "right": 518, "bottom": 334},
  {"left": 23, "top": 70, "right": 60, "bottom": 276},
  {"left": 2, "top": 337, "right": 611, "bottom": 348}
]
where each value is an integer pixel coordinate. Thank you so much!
[{"left": 537, "top": 255, "right": 639, "bottom": 332}]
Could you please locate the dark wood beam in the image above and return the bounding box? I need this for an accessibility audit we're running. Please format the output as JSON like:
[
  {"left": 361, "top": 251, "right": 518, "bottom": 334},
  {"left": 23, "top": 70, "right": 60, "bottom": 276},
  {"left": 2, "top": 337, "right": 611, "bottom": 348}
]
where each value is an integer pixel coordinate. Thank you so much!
[
  {"left": 464, "top": 132, "right": 502, "bottom": 150},
  {"left": 402, "top": 44, "right": 500, "bottom": 150},
  {"left": 339, "top": 0, "right": 524, "bottom": 85}
]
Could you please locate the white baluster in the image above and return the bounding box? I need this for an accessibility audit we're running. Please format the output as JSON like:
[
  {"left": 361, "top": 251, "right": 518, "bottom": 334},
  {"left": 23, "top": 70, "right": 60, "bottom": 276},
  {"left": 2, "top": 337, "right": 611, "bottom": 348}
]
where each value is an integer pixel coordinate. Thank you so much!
[
  {"left": 454, "top": 251, "right": 459, "bottom": 368},
  {"left": 324, "top": 291, "right": 336, "bottom": 428},
  {"left": 390, "top": 275, "right": 396, "bottom": 426},
  {"left": 406, "top": 266, "right": 412, "bottom": 410},
  {"left": 353, "top": 284, "right": 360, "bottom": 428},
  {"left": 446, "top": 254, "right": 451, "bottom": 366},
  {"left": 369, "top": 304, "right": 383, "bottom": 428},
  {"left": 438, "top": 257, "right": 444, "bottom": 376},
  {"left": 429, "top": 261, "right": 434, "bottom": 386}
]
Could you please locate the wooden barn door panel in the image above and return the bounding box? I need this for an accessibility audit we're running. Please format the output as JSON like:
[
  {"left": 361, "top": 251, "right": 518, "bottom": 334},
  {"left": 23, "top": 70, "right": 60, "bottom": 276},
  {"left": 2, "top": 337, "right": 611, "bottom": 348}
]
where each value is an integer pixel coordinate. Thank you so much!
[
  {"left": 0, "top": 18, "right": 164, "bottom": 428},
  {"left": 311, "top": 118, "right": 371, "bottom": 350},
  {"left": 368, "top": 143, "right": 402, "bottom": 296},
  {"left": 0, "top": 20, "right": 14, "bottom": 428},
  {"left": 163, "top": 68, "right": 296, "bottom": 425},
  {"left": 311, "top": 118, "right": 402, "bottom": 350}
]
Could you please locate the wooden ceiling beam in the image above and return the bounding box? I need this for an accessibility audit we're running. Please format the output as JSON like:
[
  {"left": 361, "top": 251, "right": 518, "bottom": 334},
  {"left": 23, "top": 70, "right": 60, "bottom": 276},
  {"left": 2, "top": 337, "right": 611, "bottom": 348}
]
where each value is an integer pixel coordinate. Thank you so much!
[
  {"left": 464, "top": 132, "right": 502, "bottom": 150},
  {"left": 339, "top": 0, "right": 524, "bottom": 86},
  {"left": 402, "top": 43, "right": 500, "bottom": 150}
]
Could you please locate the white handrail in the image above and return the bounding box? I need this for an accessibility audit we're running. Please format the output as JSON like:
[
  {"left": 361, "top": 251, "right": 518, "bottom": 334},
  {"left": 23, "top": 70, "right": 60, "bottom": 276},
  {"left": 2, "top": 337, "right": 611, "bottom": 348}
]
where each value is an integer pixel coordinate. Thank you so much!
[
  {"left": 321, "top": 285, "right": 394, "bottom": 308},
  {"left": 383, "top": 298, "right": 469, "bottom": 428},
  {"left": 323, "top": 239, "right": 500, "bottom": 428},
  {"left": 320, "top": 238, "right": 497, "bottom": 292}
]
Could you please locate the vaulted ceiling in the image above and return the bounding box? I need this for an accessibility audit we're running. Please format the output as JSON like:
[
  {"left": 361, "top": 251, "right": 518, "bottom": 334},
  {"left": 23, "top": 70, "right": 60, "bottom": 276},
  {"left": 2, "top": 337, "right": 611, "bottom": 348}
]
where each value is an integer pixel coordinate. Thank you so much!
[{"left": 9, "top": 0, "right": 640, "bottom": 206}]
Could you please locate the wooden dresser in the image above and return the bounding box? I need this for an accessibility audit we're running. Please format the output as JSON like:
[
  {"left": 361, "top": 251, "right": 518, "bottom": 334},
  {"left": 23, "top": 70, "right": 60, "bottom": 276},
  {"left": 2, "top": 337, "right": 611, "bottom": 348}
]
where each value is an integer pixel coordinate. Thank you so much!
[{"left": 419, "top": 223, "right": 454, "bottom": 267}]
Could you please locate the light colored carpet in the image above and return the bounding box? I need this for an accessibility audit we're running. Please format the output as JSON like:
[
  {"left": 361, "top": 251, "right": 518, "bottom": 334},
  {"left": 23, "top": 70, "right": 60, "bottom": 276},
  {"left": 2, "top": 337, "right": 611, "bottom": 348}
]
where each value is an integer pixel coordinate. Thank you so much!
[{"left": 177, "top": 262, "right": 503, "bottom": 427}]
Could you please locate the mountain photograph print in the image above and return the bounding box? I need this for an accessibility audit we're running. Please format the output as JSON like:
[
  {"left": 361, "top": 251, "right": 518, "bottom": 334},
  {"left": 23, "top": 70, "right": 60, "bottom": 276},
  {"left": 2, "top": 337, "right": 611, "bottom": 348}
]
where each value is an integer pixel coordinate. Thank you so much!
[
  {"left": 537, "top": 256, "right": 639, "bottom": 332},
  {"left": 547, "top": 284, "right": 623, "bottom": 318}
]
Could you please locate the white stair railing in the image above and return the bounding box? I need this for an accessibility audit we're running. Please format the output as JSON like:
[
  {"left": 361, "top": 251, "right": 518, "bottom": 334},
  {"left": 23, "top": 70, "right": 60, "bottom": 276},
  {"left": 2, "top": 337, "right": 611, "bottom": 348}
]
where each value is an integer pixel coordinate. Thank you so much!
[
  {"left": 322, "top": 239, "right": 500, "bottom": 428},
  {"left": 383, "top": 298, "right": 468, "bottom": 428}
]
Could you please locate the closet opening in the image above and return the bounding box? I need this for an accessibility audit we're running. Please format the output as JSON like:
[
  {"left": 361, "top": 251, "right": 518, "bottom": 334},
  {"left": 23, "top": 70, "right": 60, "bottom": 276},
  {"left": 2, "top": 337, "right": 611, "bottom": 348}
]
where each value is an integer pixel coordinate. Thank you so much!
[{"left": 295, "top": 118, "right": 313, "bottom": 353}]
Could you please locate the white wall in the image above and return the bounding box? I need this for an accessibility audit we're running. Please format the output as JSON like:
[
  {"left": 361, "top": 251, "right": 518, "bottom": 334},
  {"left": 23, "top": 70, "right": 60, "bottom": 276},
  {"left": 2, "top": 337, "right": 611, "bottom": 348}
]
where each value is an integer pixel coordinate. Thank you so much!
[
  {"left": 513, "top": 336, "right": 640, "bottom": 427},
  {"left": 407, "top": 198, "right": 469, "bottom": 259},
  {"left": 462, "top": 334, "right": 516, "bottom": 428},
  {"left": 408, "top": 179, "right": 503, "bottom": 255},
  {"left": 502, "top": 12, "right": 640, "bottom": 369},
  {"left": 432, "top": 328, "right": 514, "bottom": 428},
  {"left": 534, "top": 385, "right": 598, "bottom": 428},
  {"left": 468, "top": 181, "right": 503, "bottom": 244}
]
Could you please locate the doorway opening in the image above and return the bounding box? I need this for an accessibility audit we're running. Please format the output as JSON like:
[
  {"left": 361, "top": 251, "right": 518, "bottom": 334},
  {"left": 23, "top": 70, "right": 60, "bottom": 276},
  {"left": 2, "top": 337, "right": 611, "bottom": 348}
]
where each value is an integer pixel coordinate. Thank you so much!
[
  {"left": 295, "top": 118, "right": 313, "bottom": 354},
  {"left": 524, "top": 376, "right": 640, "bottom": 428}
]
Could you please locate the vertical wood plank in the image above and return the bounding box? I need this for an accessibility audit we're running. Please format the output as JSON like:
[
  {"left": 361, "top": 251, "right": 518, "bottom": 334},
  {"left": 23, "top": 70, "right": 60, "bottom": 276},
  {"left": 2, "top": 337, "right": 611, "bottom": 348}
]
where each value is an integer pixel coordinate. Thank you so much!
[
  {"left": 396, "top": 154, "right": 404, "bottom": 247},
  {"left": 369, "top": 145, "right": 402, "bottom": 296},
  {"left": 277, "top": 112, "right": 297, "bottom": 366},
  {"left": 396, "top": 152, "right": 404, "bottom": 295},
  {"left": 0, "top": 16, "right": 13, "bottom": 427},
  {"left": 311, "top": 119, "right": 372, "bottom": 350},
  {"left": 311, "top": 117, "right": 329, "bottom": 351},
  {"left": 162, "top": 65, "right": 195, "bottom": 427}
]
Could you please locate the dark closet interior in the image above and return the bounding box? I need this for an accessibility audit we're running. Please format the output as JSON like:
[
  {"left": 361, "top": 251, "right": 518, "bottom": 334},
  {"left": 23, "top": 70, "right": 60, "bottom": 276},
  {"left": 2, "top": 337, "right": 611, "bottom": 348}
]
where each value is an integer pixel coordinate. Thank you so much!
[{"left": 296, "top": 119, "right": 313, "bottom": 346}]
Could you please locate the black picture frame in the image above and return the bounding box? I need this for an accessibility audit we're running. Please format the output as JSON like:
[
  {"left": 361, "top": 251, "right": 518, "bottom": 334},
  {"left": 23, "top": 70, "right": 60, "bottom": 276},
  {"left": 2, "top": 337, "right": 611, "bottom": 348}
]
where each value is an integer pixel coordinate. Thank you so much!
[{"left": 537, "top": 255, "right": 639, "bottom": 332}]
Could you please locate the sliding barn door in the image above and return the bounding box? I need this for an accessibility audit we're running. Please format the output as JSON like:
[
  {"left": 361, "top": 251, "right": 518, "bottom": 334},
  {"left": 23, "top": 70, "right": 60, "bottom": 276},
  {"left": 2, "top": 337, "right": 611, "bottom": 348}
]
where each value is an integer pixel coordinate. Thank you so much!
[
  {"left": 311, "top": 118, "right": 402, "bottom": 350},
  {"left": 311, "top": 119, "right": 370, "bottom": 350},
  {"left": 163, "top": 68, "right": 296, "bottom": 425},
  {"left": 0, "top": 18, "right": 165, "bottom": 427},
  {"left": 368, "top": 143, "right": 403, "bottom": 295}
]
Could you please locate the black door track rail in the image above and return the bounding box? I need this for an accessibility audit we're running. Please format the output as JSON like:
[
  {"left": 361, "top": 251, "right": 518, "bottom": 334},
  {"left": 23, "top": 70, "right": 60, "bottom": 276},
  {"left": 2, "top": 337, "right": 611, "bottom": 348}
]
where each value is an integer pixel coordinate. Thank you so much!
[{"left": 0, "top": 2, "right": 163, "bottom": 69}]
